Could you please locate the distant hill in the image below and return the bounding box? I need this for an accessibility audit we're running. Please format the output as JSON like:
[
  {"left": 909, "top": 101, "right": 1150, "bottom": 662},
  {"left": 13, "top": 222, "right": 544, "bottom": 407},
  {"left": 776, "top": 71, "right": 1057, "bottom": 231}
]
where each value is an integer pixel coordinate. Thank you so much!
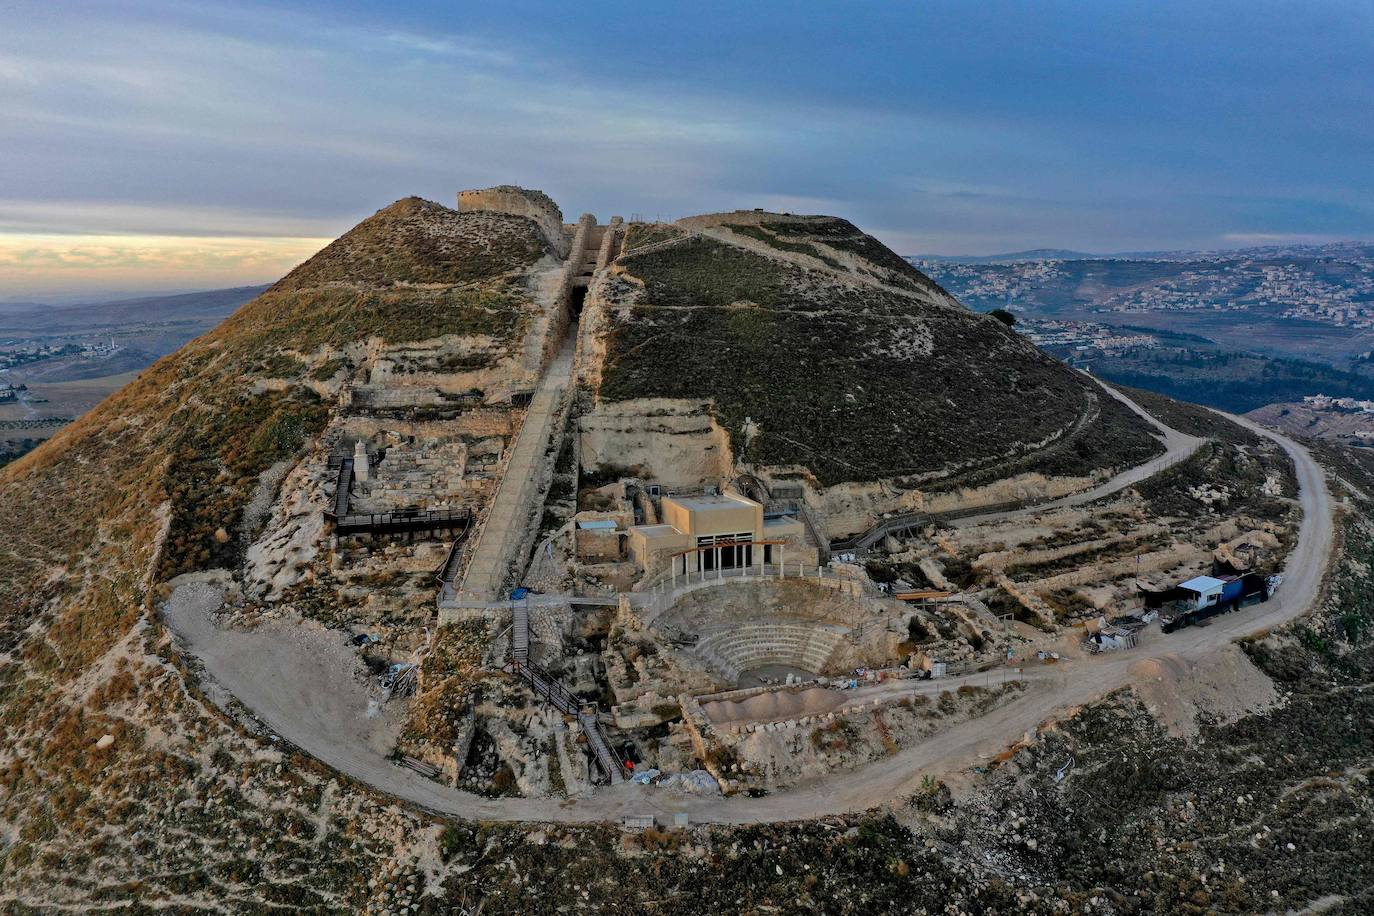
[
  {"left": 912, "top": 240, "right": 1374, "bottom": 264},
  {"left": 1080, "top": 348, "right": 1374, "bottom": 414},
  {"left": 0, "top": 285, "right": 269, "bottom": 335},
  {"left": 912, "top": 248, "right": 1099, "bottom": 263}
]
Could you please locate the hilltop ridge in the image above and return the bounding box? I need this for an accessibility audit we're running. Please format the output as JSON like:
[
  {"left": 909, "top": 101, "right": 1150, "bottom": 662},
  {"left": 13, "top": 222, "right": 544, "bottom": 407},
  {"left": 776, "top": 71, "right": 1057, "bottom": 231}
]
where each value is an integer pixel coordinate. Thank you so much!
[{"left": 579, "top": 208, "right": 1162, "bottom": 509}]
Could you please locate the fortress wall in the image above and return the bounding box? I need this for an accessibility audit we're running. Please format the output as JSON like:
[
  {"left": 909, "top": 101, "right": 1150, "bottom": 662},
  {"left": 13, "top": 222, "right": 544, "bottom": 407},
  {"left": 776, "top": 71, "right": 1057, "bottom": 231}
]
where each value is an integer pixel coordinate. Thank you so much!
[
  {"left": 541, "top": 213, "right": 597, "bottom": 370},
  {"left": 458, "top": 185, "right": 570, "bottom": 258},
  {"left": 338, "top": 409, "right": 517, "bottom": 441},
  {"left": 449, "top": 409, "right": 521, "bottom": 438}
]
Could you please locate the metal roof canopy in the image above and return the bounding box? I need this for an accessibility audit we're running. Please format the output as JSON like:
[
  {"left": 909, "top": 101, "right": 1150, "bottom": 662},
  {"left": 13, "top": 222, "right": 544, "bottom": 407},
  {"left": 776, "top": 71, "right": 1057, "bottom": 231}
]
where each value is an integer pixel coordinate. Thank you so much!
[{"left": 1179, "top": 575, "right": 1226, "bottom": 593}]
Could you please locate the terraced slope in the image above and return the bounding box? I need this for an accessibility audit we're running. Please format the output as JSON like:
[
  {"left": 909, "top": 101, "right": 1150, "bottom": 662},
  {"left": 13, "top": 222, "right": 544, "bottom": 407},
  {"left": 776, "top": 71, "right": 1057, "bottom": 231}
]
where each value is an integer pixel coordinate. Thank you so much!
[
  {"left": 595, "top": 213, "right": 1162, "bottom": 488},
  {"left": 0, "top": 198, "right": 554, "bottom": 899}
]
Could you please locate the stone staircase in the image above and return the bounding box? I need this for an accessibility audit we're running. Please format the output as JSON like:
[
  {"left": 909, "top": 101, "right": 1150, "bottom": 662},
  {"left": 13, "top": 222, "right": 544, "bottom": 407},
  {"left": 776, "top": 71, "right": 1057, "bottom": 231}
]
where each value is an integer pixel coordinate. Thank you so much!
[
  {"left": 442, "top": 217, "right": 618, "bottom": 611},
  {"left": 447, "top": 336, "right": 575, "bottom": 605}
]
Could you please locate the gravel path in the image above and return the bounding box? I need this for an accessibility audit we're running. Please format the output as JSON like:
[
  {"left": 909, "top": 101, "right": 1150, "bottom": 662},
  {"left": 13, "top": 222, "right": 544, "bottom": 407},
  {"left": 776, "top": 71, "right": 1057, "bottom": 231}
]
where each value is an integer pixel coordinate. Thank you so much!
[{"left": 161, "top": 400, "right": 1333, "bottom": 825}]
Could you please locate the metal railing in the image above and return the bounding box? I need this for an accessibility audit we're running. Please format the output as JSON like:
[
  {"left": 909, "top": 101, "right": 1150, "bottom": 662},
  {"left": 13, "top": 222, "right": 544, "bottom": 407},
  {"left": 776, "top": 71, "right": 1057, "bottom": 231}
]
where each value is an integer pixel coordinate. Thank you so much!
[{"left": 333, "top": 507, "right": 473, "bottom": 536}]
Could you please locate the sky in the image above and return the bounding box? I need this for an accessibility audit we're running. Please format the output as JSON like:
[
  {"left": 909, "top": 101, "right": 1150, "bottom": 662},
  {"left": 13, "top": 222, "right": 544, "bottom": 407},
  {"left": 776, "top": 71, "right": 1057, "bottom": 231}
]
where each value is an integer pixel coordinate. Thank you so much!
[{"left": 2, "top": 0, "right": 1372, "bottom": 300}]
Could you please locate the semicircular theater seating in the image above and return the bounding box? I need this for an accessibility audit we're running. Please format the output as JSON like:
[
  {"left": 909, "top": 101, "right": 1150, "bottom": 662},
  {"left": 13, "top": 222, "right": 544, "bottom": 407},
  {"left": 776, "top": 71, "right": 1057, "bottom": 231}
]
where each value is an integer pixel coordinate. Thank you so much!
[{"left": 689, "top": 622, "right": 850, "bottom": 683}]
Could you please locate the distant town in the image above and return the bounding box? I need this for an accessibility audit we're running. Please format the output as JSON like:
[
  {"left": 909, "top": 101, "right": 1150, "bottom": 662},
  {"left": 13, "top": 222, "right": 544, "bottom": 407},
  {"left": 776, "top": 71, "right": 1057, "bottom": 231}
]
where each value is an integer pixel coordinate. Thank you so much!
[
  {"left": 913, "top": 241, "right": 1374, "bottom": 330},
  {"left": 1014, "top": 318, "right": 1160, "bottom": 356},
  {"left": 0, "top": 337, "right": 122, "bottom": 372},
  {"left": 1301, "top": 393, "right": 1374, "bottom": 414}
]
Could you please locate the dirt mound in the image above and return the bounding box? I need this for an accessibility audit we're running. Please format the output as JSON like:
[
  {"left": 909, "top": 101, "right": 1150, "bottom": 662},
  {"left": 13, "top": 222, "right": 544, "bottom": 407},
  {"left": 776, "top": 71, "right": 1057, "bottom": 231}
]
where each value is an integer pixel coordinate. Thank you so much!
[
  {"left": 591, "top": 220, "right": 1164, "bottom": 488},
  {"left": 1131, "top": 645, "right": 1281, "bottom": 737}
]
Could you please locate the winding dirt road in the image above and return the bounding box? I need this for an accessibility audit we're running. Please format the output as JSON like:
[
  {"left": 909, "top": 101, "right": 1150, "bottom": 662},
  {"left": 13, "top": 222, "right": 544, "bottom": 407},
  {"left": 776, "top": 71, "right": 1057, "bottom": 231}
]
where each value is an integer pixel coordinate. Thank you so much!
[{"left": 163, "top": 404, "right": 1333, "bottom": 825}]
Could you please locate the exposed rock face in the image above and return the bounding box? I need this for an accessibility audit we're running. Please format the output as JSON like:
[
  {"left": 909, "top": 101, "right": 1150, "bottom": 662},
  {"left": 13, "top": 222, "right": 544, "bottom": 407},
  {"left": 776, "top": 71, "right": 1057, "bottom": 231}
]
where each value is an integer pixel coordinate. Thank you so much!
[{"left": 243, "top": 455, "right": 329, "bottom": 600}]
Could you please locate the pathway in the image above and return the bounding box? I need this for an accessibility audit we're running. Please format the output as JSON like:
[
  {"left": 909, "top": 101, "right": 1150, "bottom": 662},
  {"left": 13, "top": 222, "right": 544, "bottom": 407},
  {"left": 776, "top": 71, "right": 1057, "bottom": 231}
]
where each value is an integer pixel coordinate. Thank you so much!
[{"left": 446, "top": 335, "right": 575, "bottom": 608}]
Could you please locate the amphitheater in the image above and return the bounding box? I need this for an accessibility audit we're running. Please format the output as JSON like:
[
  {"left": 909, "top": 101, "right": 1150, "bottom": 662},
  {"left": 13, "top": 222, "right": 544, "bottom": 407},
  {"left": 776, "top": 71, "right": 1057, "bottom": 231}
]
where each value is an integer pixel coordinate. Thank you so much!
[
  {"left": 646, "top": 576, "right": 906, "bottom": 689},
  {"left": 691, "top": 621, "right": 852, "bottom": 684}
]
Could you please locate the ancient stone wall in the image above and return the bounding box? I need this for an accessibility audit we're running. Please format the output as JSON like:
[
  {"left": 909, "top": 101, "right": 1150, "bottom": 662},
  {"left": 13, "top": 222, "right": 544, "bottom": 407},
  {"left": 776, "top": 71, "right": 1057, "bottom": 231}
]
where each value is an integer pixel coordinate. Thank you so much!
[
  {"left": 574, "top": 528, "right": 622, "bottom": 562},
  {"left": 457, "top": 186, "right": 570, "bottom": 258},
  {"left": 338, "top": 410, "right": 517, "bottom": 440},
  {"left": 578, "top": 398, "right": 734, "bottom": 487}
]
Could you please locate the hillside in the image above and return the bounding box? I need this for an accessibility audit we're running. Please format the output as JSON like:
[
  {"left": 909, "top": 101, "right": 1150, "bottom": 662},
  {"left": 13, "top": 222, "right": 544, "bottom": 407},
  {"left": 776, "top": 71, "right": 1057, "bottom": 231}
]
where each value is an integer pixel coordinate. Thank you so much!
[
  {"left": 1248, "top": 399, "right": 1374, "bottom": 446},
  {"left": 14, "top": 191, "right": 1346, "bottom": 913},
  {"left": 0, "top": 191, "right": 551, "bottom": 693},
  {"left": 586, "top": 212, "right": 1162, "bottom": 492}
]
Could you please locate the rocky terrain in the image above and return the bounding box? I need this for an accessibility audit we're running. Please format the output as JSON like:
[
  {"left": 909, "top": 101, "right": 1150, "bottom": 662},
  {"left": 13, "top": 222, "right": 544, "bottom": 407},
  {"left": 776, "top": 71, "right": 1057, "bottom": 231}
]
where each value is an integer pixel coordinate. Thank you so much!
[
  {"left": 1248, "top": 399, "right": 1374, "bottom": 448},
  {"left": 0, "top": 190, "right": 1366, "bottom": 913}
]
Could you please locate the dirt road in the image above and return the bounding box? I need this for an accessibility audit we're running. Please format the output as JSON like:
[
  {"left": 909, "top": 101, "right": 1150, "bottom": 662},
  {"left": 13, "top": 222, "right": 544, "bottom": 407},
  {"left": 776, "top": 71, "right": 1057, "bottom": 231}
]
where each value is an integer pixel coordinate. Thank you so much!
[
  {"left": 948, "top": 376, "right": 1205, "bottom": 529},
  {"left": 162, "top": 404, "right": 1333, "bottom": 825}
]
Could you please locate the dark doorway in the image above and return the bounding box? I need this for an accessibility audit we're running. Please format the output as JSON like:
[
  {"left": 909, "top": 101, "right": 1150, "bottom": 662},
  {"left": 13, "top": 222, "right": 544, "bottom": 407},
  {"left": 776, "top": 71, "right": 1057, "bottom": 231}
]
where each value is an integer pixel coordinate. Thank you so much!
[{"left": 569, "top": 285, "right": 587, "bottom": 319}]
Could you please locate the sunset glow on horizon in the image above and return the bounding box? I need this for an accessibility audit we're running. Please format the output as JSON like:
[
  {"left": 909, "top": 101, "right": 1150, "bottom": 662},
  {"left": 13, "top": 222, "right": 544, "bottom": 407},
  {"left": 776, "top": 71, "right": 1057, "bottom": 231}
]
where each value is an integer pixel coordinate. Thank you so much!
[{"left": 0, "top": 232, "right": 332, "bottom": 299}]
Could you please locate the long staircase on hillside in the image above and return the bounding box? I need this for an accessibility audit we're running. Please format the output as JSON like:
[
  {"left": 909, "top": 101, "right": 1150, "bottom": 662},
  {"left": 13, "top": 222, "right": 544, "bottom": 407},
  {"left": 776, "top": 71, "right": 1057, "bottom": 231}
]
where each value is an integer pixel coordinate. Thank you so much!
[
  {"left": 442, "top": 217, "right": 629, "bottom": 608},
  {"left": 449, "top": 335, "right": 576, "bottom": 604},
  {"left": 445, "top": 214, "right": 627, "bottom": 784}
]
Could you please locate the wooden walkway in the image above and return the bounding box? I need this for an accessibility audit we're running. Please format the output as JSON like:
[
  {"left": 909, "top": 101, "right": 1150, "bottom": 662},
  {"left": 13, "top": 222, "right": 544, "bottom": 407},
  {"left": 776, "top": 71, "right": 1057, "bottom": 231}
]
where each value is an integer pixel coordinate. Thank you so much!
[
  {"left": 327, "top": 451, "right": 472, "bottom": 538},
  {"left": 333, "top": 507, "right": 472, "bottom": 537},
  {"left": 331, "top": 456, "right": 354, "bottom": 518},
  {"left": 435, "top": 537, "right": 468, "bottom": 603},
  {"left": 503, "top": 659, "right": 624, "bottom": 784}
]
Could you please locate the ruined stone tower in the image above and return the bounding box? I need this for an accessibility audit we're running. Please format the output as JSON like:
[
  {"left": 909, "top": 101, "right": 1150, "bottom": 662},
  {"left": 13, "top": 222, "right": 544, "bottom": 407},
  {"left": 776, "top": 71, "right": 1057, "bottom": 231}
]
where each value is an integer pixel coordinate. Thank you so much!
[{"left": 457, "top": 185, "right": 571, "bottom": 259}]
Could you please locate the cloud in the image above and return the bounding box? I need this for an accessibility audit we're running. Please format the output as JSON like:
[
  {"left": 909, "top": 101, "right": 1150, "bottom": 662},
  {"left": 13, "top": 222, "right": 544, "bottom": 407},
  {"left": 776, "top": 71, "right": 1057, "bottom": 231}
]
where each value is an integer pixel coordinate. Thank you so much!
[
  {"left": 0, "top": 233, "right": 329, "bottom": 297},
  {"left": 0, "top": 0, "right": 1371, "bottom": 281},
  {"left": 381, "top": 31, "right": 518, "bottom": 67},
  {"left": 0, "top": 201, "right": 343, "bottom": 239}
]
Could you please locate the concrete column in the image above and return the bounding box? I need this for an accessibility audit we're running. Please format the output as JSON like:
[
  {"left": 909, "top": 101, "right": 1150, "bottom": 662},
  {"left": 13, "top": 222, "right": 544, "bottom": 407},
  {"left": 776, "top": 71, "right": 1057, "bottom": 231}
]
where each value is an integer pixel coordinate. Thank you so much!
[
  {"left": 779, "top": 546, "right": 785, "bottom": 578},
  {"left": 353, "top": 440, "right": 370, "bottom": 483}
]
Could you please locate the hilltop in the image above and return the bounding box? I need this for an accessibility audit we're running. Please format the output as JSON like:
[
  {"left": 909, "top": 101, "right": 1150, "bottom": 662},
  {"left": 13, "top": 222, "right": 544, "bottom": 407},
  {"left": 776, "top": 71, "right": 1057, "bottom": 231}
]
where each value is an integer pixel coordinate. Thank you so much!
[
  {"left": 583, "top": 209, "right": 1162, "bottom": 506},
  {"left": 4, "top": 188, "right": 1363, "bottom": 913}
]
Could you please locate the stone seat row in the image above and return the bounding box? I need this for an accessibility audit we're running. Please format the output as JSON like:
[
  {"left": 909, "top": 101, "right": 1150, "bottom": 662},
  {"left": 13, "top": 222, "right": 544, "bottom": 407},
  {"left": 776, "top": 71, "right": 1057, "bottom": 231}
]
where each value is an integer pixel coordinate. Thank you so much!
[{"left": 690, "top": 623, "right": 849, "bottom": 680}]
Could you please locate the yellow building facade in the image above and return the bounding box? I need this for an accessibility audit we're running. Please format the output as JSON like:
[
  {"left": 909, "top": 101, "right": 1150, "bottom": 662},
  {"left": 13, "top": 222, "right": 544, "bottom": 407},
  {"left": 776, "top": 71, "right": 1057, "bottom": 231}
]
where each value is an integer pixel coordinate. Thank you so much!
[{"left": 628, "top": 492, "right": 807, "bottom": 581}]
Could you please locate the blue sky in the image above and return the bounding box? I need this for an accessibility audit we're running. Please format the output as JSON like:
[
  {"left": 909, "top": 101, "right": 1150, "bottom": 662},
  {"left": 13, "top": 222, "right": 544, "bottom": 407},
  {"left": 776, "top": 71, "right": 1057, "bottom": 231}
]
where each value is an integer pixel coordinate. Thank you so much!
[{"left": 2, "top": 0, "right": 1372, "bottom": 298}]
